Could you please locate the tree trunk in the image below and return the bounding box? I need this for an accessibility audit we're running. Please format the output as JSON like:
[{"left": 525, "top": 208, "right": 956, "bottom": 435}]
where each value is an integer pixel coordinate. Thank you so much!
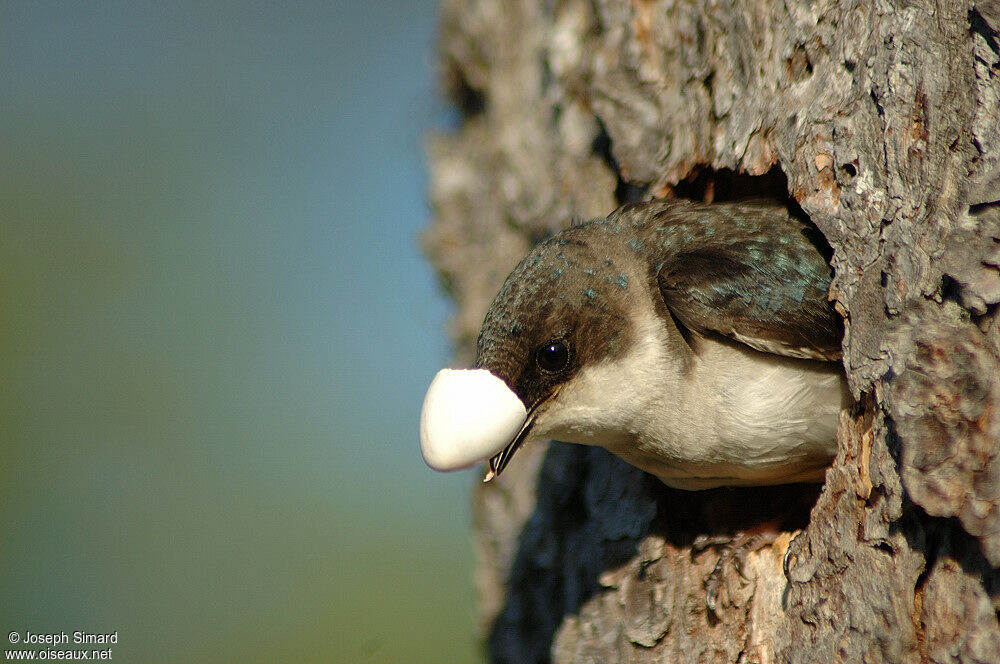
[{"left": 423, "top": 0, "right": 1000, "bottom": 661}]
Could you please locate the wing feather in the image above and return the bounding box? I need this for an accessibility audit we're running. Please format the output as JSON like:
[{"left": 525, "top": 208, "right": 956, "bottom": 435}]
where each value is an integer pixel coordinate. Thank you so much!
[{"left": 651, "top": 201, "right": 842, "bottom": 361}]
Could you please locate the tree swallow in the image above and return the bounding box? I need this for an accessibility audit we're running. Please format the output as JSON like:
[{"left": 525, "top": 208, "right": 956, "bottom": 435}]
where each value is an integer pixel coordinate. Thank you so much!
[{"left": 420, "top": 198, "right": 847, "bottom": 490}]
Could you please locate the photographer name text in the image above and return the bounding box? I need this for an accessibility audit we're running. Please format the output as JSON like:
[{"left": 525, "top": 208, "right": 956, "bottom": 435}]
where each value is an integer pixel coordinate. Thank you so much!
[{"left": 9, "top": 632, "right": 116, "bottom": 646}]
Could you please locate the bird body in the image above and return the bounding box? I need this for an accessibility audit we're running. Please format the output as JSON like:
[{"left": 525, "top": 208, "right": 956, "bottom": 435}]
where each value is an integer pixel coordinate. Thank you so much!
[{"left": 420, "top": 198, "right": 847, "bottom": 489}]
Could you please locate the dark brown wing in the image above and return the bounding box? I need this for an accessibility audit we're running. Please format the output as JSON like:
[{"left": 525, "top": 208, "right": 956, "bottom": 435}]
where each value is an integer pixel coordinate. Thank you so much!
[{"left": 656, "top": 207, "right": 842, "bottom": 361}]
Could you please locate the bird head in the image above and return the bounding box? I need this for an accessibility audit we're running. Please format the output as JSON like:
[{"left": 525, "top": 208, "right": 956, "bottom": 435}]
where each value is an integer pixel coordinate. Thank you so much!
[{"left": 419, "top": 225, "right": 645, "bottom": 479}]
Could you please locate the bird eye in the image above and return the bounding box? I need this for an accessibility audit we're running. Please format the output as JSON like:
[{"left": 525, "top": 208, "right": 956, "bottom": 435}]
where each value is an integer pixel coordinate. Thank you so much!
[{"left": 535, "top": 340, "right": 570, "bottom": 373}]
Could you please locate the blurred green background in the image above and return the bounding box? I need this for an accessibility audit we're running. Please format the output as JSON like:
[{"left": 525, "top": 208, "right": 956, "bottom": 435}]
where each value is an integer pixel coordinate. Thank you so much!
[{"left": 0, "top": 1, "right": 483, "bottom": 661}]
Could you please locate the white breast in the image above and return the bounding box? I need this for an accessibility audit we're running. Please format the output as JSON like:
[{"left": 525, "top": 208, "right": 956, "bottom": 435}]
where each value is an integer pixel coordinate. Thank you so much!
[{"left": 531, "top": 307, "right": 846, "bottom": 490}]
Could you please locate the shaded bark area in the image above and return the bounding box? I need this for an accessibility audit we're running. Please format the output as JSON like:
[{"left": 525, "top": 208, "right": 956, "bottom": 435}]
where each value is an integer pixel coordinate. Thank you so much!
[{"left": 423, "top": 0, "right": 1000, "bottom": 661}]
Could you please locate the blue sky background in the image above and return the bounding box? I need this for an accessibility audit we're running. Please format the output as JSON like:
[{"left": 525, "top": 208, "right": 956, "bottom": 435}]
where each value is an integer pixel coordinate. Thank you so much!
[{"left": 0, "top": 2, "right": 483, "bottom": 661}]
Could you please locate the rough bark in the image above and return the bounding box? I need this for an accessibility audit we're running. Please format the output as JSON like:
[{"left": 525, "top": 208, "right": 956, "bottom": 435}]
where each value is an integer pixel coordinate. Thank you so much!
[{"left": 423, "top": 0, "right": 1000, "bottom": 661}]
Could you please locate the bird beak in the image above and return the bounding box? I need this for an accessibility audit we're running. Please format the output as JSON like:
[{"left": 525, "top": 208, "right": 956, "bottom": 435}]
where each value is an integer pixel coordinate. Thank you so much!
[
  {"left": 419, "top": 369, "right": 528, "bottom": 474},
  {"left": 482, "top": 415, "right": 535, "bottom": 482}
]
